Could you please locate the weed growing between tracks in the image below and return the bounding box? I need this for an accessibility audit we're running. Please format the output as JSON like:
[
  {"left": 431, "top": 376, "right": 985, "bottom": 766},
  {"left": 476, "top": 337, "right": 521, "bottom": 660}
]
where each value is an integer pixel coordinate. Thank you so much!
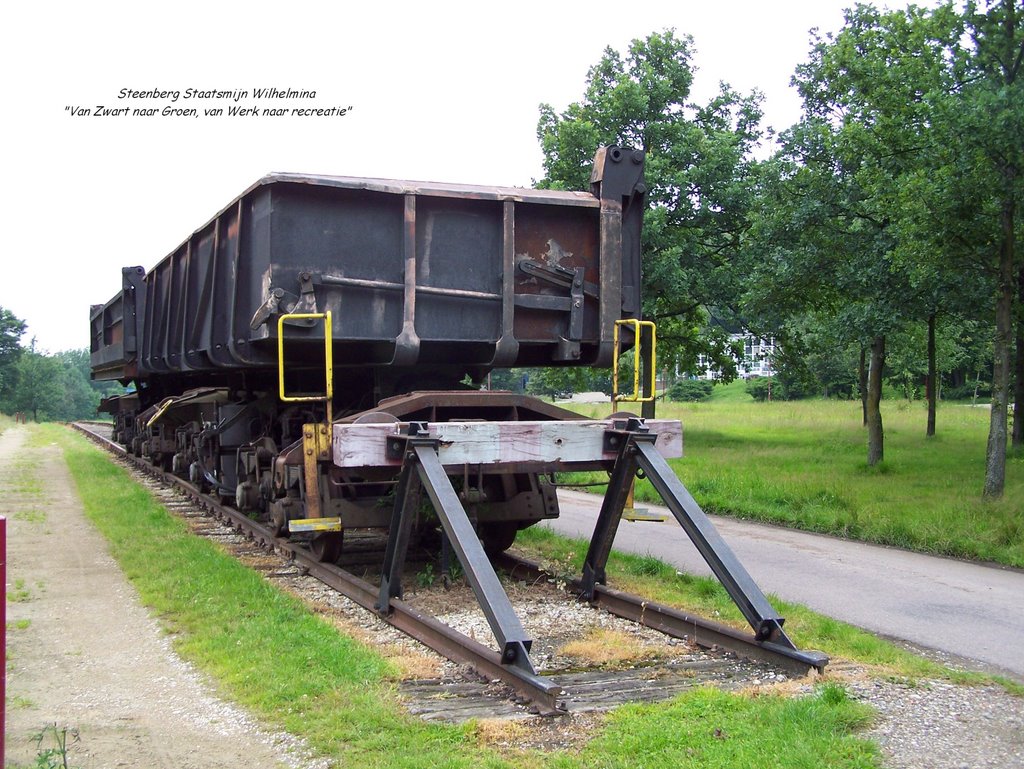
[
  {"left": 55, "top": 424, "right": 884, "bottom": 768},
  {"left": 517, "top": 526, "right": 1024, "bottom": 696}
]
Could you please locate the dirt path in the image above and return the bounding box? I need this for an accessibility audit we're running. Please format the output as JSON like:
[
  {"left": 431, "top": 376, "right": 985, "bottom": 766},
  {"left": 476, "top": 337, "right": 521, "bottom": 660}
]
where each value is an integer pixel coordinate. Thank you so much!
[{"left": 2, "top": 425, "right": 327, "bottom": 769}]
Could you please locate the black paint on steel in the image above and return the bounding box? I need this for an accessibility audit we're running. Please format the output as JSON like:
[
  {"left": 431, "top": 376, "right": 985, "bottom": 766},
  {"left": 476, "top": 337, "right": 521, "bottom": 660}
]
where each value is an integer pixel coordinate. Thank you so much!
[
  {"left": 376, "top": 451, "right": 422, "bottom": 611},
  {"left": 90, "top": 146, "right": 646, "bottom": 394},
  {"left": 394, "top": 431, "right": 537, "bottom": 675},
  {"left": 72, "top": 423, "right": 564, "bottom": 714},
  {"left": 582, "top": 418, "right": 795, "bottom": 648},
  {"left": 632, "top": 437, "right": 793, "bottom": 647},
  {"left": 501, "top": 553, "right": 829, "bottom": 678},
  {"left": 580, "top": 433, "right": 639, "bottom": 594},
  {"left": 89, "top": 266, "right": 146, "bottom": 380}
]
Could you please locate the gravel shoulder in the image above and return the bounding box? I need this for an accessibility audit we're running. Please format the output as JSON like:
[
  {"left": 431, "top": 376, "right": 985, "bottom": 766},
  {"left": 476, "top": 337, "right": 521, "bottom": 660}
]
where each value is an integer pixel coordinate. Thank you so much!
[{"left": 2, "top": 425, "right": 326, "bottom": 769}]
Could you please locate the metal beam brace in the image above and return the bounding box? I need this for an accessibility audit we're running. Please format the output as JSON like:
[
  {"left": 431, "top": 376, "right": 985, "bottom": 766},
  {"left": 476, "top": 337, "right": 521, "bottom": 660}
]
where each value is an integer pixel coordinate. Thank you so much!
[
  {"left": 377, "top": 459, "right": 422, "bottom": 611},
  {"left": 581, "top": 418, "right": 794, "bottom": 649},
  {"left": 376, "top": 425, "right": 538, "bottom": 675}
]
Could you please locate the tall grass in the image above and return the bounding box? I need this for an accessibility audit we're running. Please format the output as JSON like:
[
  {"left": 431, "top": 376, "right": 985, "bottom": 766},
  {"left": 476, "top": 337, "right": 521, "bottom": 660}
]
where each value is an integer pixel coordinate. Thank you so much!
[{"left": 572, "top": 386, "right": 1023, "bottom": 567}]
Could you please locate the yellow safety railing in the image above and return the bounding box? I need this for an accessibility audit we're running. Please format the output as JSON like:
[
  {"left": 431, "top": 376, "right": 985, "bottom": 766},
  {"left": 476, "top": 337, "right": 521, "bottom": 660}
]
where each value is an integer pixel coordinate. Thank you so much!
[
  {"left": 612, "top": 318, "right": 656, "bottom": 407},
  {"left": 277, "top": 311, "right": 334, "bottom": 423},
  {"left": 278, "top": 311, "right": 335, "bottom": 525}
]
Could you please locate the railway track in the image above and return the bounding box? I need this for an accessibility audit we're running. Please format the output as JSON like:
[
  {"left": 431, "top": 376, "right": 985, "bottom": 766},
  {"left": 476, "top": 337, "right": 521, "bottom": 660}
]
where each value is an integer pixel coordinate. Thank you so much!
[{"left": 72, "top": 421, "right": 825, "bottom": 719}]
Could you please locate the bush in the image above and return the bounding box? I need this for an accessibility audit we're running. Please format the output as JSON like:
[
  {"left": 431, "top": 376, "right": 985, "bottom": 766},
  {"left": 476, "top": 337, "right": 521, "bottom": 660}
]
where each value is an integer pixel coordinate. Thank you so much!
[
  {"left": 944, "top": 382, "right": 991, "bottom": 401},
  {"left": 667, "top": 379, "right": 714, "bottom": 402},
  {"left": 745, "top": 375, "right": 811, "bottom": 401},
  {"left": 745, "top": 377, "right": 773, "bottom": 401},
  {"left": 747, "top": 376, "right": 796, "bottom": 401}
]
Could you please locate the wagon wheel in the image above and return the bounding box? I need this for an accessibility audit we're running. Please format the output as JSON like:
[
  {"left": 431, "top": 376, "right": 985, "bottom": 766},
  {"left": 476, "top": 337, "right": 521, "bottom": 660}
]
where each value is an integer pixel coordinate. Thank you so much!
[
  {"left": 479, "top": 521, "right": 519, "bottom": 557},
  {"left": 310, "top": 531, "right": 344, "bottom": 563},
  {"left": 351, "top": 411, "right": 401, "bottom": 424},
  {"left": 269, "top": 504, "right": 289, "bottom": 538}
]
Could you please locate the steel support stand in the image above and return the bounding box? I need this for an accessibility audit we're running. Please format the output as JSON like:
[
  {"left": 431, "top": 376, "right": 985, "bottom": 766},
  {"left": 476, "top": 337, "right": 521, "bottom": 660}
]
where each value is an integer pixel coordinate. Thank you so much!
[
  {"left": 377, "top": 426, "right": 537, "bottom": 675},
  {"left": 581, "top": 418, "right": 794, "bottom": 648},
  {"left": 377, "top": 461, "right": 422, "bottom": 611},
  {"left": 581, "top": 439, "right": 639, "bottom": 599}
]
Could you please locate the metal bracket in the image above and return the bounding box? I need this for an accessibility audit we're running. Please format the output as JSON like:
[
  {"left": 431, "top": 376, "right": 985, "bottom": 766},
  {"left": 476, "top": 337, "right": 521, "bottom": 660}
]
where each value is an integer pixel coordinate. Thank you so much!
[
  {"left": 518, "top": 259, "right": 598, "bottom": 298},
  {"left": 384, "top": 421, "right": 431, "bottom": 461},
  {"left": 249, "top": 272, "right": 320, "bottom": 330},
  {"left": 250, "top": 288, "right": 294, "bottom": 330},
  {"left": 291, "top": 272, "right": 319, "bottom": 317},
  {"left": 518, "top": 259, "right": 588, "bottom": 361},
  {"left": 602, "top": 416, "right": 648, "bottom": 453}
]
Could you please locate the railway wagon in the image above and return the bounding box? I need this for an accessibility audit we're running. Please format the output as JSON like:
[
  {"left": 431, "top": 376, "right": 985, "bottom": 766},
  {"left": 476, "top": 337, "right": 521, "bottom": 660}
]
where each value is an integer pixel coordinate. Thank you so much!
[
  {"left": 91, "top": 146, "right": 651, "bottom": 560},
  {"left": 91, "top": 146, "right": 815, "bottom": 680}
]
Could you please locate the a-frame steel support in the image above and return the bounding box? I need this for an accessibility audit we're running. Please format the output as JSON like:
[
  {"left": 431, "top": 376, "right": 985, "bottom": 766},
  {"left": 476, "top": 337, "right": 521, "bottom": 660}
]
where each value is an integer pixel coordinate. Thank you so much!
[
  {"left": 581, "top": 417, "right": 794, "bottom": 648},
  {"left": 376, "top": 424, "right": 537, "bottom": 675}
]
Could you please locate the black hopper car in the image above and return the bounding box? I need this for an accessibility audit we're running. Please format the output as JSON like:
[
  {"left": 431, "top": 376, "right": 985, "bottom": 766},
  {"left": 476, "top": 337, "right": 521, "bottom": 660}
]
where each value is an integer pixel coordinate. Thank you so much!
[
  {"left": 92, "top": 147, "right": 816, "bottom": 678},
  {"left": 91, "top": 146, "right": 649, "bottom": 559}
]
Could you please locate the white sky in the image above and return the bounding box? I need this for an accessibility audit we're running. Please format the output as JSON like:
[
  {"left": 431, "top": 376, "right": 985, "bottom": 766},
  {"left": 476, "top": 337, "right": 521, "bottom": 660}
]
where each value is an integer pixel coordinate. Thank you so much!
[{"left": 1, "top": 0, "right": 933, "bottom": 353}]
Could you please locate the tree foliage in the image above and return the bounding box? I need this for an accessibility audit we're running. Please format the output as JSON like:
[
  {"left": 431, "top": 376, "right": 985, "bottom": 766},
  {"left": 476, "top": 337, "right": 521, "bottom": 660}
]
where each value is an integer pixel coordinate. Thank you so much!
[
  {"left": 0, "top": 305, "right": 27, "bottom": 402},
  {"left": 537, "top": 29, "right": 765, "bottom": 378},
  {"left": 0, "top": 306, "right": 112, "bottom": 421},
  {"left": 740, "top": 1, "right": 1024, "bottom": 475}
]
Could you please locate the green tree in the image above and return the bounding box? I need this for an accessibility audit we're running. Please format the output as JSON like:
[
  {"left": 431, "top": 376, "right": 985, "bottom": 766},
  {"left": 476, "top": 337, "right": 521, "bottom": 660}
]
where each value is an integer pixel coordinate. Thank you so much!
[
  {"left": 536, "top": 29, "right": 765, "bottom": 378},
  {"left": 9, "top": 346, "right": 102, "bottom": 422},
  {"left": 523, "top": 367, "right": 596, "bottom": 398},
  {"left": 11, "top": 350, "right": 64, "bottom": 422},
  {"left": 964, "top": 0, "right": 1024, "bottom": 492},
  {"left": 0, "top": 305, "right": 27, "bottom": 405},
  {"left": 747, "top": 3, "right": 974, "bottom": 465},
  {"left": 55, "top": 348, "right": 103, "bottom": 419},
  {"left": 887, "top": 0, "right": 1024, "bottom": 493}
]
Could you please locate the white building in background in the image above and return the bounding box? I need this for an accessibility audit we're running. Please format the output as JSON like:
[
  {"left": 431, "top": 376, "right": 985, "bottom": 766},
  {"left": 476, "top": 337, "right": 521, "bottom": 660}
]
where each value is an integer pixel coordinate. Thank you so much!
[{"left": 697, "top": 334, "right": 776, "bottom": 380}]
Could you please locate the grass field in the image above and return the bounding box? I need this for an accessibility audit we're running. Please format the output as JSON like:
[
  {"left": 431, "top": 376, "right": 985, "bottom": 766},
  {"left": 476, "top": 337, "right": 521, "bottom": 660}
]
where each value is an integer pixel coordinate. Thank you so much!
[{"left": 569, "top": 383, "right": 1024, "bottom": 568}]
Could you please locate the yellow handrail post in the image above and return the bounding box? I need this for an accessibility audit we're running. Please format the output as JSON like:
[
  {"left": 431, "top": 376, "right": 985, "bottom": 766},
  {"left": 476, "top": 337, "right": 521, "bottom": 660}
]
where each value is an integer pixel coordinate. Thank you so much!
[
  {"left": 612, "top": 319, "right": 657, "bottom": 408},
  {"left": 611, "top": 319, "right": 665, "bottom": 522},
  {"left": 277, "top": 311, "right": 334, "bottom": 424},
  {"left": 277, "top": 312, "right": 335, "bottom": 522}
]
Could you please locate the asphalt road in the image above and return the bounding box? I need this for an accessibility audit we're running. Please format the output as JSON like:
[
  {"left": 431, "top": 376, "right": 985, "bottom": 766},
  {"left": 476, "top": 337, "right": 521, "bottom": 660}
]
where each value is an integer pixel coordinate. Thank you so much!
[{"left": 545, "top": 490, "right": 1024, "bottom": 681}]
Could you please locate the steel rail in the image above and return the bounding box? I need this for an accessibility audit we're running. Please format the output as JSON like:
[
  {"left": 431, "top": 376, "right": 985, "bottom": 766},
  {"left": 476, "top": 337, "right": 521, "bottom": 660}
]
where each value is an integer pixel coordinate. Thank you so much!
[
  {"left": 498, "top": 553, "right": 828, "bottom": 678},
  {"left": 70, "top": 423, "right": 565, "bottom": 714},
  {"left": 72, "top": 422, "right": 823, "bottom": 704}
]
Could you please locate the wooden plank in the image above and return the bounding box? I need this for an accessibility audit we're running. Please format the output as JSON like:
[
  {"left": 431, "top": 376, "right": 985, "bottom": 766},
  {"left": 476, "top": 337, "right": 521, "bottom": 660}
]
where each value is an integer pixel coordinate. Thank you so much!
[{"left": 332, "top": 419, "right": 683, "bottom": 469}]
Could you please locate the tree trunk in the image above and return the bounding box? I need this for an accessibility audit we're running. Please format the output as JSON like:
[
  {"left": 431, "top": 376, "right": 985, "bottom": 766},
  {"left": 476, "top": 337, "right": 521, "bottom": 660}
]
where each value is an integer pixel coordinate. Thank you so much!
[
  {"left": 926, "top": 313, "right": 937, "bottom": 438},
  {"left": 984, "top": 162, "right": 1016, "bottom": 498},
  {"left": 859, "top": 346, "right": 868, "bottom": 427},
  {"left": 867, "top": 336, "right": 886, "bottom": 466},
  {"left": 1013, "top": 263, "right": 1024, "bottom": 449}
]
